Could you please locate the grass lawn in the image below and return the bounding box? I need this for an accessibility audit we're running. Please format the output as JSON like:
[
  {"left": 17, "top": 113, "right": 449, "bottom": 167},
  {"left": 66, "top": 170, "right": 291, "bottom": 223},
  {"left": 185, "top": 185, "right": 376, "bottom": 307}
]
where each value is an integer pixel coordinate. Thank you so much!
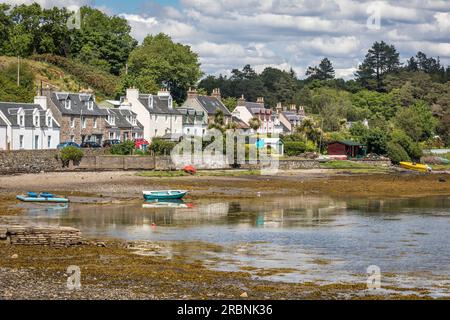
[{"left": 320, "top": 160, "right": 391, "bottom": 173}]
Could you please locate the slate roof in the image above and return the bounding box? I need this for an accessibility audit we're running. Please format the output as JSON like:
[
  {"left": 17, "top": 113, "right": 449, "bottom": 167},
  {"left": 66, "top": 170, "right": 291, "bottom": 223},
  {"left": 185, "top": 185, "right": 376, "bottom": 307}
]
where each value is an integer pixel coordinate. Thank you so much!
[
  {"left": 138, "top": 94, "right": 181, "bottom": 115},
  {"left": 51, "top": 92, "right": 104, "bottom": 116},
  {"left": 330, "top": 140, "right": 365, "bottom": 147},
  {"left": 281, "top": 111, "right": 301, "bottom": 122},
  {"left": 0, "top": 117, "right": 6, "bottom": 126},
  {"left": 196, "top": 96, "right": 231, "bottom": 116},
  {"left": 103, "top": 108, "right": 143, "bottom": 130},
  {"left": 244, "top": 102, "right": 271, "bottom": 115},
  {"left": 232, "top": 116, "right": 250, "bottom": 129},
  {"left": 178, "top": 108, "right": 206, "bottom": 125},
  {"left": 0, "top": 102, "right": 59, "bottom": 128}
]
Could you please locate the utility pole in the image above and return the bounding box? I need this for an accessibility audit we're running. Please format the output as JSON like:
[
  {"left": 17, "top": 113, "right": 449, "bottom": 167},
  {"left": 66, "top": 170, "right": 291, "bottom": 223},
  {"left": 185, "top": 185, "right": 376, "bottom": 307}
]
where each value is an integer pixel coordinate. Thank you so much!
[{"left": 17, "top": 56, "right": 20, "bottom": 86}]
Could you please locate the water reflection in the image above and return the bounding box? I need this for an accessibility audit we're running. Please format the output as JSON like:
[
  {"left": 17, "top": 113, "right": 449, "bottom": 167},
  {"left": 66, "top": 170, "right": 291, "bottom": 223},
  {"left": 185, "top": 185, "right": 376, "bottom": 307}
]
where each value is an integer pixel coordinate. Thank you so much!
[{"left": 6, "top": 195, "right": 450, "bottom": 295}]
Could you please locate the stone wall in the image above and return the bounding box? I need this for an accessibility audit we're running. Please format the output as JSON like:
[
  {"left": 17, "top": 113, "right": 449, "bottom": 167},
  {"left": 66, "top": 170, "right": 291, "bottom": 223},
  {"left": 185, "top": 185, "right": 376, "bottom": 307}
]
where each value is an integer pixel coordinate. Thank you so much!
[{"left": 1, "top": 226, "right": 82, "bottom": 247}]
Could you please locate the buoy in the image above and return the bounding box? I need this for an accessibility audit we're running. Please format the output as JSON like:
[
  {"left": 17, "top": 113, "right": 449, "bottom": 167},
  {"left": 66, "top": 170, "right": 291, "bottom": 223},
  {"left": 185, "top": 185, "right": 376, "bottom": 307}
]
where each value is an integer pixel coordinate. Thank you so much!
[{"left": 183, "top": 165, "right": 197, "bottom": 175}]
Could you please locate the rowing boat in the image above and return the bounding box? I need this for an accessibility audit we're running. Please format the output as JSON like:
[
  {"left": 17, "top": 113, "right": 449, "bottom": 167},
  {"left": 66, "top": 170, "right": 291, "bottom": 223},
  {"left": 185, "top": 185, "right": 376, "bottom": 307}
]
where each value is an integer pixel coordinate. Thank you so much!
[{"left": 143, "top": 190, "right": 188, "bottom": 201}]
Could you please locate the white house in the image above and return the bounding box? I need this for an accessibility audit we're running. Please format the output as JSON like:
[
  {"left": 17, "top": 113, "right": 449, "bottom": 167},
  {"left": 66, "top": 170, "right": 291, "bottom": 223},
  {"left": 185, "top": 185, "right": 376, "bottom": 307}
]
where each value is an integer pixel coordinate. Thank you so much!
[
  {"left": 0, "top": 99, "right": 60, "bottom": 150},
  {"left": 178, "top": 107, "right": 207, "bottom": 137},
  {"left": 232, "top": 96, "right": 275, "bottom": 134},
  {"left": 125, "top": 88, "right": 183, "bottom": 141}
]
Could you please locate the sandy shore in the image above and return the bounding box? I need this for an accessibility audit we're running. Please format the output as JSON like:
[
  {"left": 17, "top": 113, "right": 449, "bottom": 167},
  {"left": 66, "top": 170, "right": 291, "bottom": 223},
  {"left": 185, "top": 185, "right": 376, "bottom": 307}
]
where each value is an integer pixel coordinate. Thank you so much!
[{"left": 1, "top": 169, "right": 449, "bottom": 201}]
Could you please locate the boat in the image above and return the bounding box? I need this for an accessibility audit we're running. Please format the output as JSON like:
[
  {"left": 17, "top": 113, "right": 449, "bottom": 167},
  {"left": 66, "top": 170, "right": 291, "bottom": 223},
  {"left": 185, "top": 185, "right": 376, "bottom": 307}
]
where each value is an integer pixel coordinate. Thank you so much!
[
  {"left": 143, "top": 190, "right": 188, "bottom": 201},
  {"left": 399, "top": 162, "right": 432, "bottom": 173},
  {"left": 16, "top": 192, "right": 69, "bottom": 203}
]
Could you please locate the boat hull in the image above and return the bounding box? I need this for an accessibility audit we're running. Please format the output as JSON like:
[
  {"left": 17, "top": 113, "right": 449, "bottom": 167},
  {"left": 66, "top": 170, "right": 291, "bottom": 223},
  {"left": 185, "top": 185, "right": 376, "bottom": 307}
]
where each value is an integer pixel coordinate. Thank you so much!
[
  {"left": 399, "top": 162, "right": 431, "bottom": 172},
  {"left": 143, "top": 190, "right": 187, "bottom": 201},
  {"left": 16, "top": 195, "right": 69, "bottom": 203}
]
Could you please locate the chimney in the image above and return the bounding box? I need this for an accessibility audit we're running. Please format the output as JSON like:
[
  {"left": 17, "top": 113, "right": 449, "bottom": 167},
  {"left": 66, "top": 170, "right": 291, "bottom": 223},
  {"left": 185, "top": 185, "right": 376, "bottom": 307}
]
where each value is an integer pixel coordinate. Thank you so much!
[
  {"left": 157, "top": 87, "right": 170, "bottom": 97},
  {"left": 237, "top": 94, "right": 246, "bottom": 106},
  {"left": 187, "top": 87, "right": 198, "bottom": 99},
  {"left": 256, "top": 97, "right": 264, "bottom": 104},
  {"left": 298, "top": 105, "right": 305, "bottom": 116},
  {"left": 290, "top": 104, "right": 297, "bottom": 112},
  {"left": 120, "top": 98, "right": 132, "bottom": 110},
  {"left": 126, "top": 88, "right": 139, "bottom": 101},
  {"left": 211, "top": 88, "right": 221, "bottom": 100},
  {"left": 276, "top": 102, "right": 282, "bottom": 114},
  {"left": 34, "top": 96, "right": 47, "bottom": 110}
]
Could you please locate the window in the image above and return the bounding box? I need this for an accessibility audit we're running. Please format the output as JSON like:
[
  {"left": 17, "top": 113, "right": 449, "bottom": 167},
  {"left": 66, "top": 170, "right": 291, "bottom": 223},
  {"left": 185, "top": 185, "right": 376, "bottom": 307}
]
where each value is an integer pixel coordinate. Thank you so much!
[
  {"left": 34, "top": 135, "right": 39, "bottom": 149},
  {"left": 19, "top": 115, "right": 24, "bottom": 127},
  {"left": 70, "top": 117, "right": 75, "bottom": 128},
  {"left": 34, "top": 115, "right": 39, "bottom": 127},
  {"left": 132, "top": 132, "right": 137, "bottom": 139},
  {"left": 165, "top": 116, "right": 168, "bottom": 123},
  {"left": 93, "top": 117, "right": 97, "bottom": 128},
  {"left": 82, "top": 117, "right": 86, "bottom": 129},
  {"left": 64, "top": 100, "right": 71, "bottom": 109},
  {"left": 47, "top": 116, "right": 52, "bottom": 127},
  {"left": 70, "top": 135, "right": 75, "bottom": 142},
  {"left": 109, "top": 132, "right": 115, "bottom": 140},
  {"left": 86, "top": 101, "right": 94, "bottom": 110},
  {"left": 47, "top": 136, "right": 51, "bottom": 148},
  {"left": 19, "top": 135, "right": 24, "bottom": 149},
  {"left": 108, "top": 115, "right": 115, "bottom": 125}
]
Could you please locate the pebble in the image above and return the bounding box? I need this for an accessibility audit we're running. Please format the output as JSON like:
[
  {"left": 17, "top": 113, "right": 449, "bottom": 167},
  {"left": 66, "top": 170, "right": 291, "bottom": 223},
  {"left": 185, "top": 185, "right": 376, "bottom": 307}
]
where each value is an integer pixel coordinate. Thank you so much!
[
  {"left": 11, "top": 254, "right": 18, "bottom": 259},
  {"left": 240, "top": 292, "right": 248, "bottom": 298}
]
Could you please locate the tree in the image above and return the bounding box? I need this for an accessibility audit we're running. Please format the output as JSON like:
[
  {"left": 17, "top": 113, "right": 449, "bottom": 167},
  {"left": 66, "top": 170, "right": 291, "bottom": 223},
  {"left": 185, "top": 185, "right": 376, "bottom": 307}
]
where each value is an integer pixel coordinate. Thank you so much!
[
  {"left": 355, "top": 41, "right": 400, "bottom": 92},
  {"left": 394, "top": 101, "right": 437, "bottom": 142},
  {"left": 306, "top": 58, "right": 335, "bottom": 81},
  {"left": 222, "top": 97, "right": 237, "bottom": 112},
  {"left": 249, "top": 117, "right": 262, "bottom": 131},
  {"left": 127, "top": 33, "right": 202, "bottom": 103}
]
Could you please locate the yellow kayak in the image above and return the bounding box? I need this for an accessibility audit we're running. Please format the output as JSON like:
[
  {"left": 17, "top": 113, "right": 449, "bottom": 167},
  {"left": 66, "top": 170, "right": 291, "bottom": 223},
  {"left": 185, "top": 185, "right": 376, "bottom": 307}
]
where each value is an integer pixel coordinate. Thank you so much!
[{"left": 400, "top": 162, "right": 431, "bottom": 172}]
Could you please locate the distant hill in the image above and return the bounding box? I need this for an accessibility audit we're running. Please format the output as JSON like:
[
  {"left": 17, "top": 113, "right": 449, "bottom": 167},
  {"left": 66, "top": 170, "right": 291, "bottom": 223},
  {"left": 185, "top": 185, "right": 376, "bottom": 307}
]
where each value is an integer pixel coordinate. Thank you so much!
[{"left": 0, "top": 55, "right": 119, "bottom": 102}]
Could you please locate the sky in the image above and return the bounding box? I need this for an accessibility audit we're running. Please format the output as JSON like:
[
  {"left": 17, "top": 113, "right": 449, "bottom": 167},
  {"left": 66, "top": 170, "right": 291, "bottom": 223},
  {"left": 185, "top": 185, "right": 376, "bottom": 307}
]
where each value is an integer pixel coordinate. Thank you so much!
[{"left": 2, "top": 0, "right": 450, "bottom": 79}]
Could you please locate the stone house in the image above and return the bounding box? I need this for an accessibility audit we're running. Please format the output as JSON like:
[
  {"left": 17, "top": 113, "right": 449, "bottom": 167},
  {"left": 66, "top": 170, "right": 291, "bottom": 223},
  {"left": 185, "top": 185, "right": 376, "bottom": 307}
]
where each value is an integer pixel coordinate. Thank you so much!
[
  {"left": 232, "top": 96, "right": 275, "bottom": 134},
  {"left": 43, "top": 90, "right": 107, "bottom": 144},
  {"left": 125, "top": 88, "right": 183, "bottom": 141},
  {"left": 182, "top": 88, "right": 232, "bottom": 126},
  {"left": 0, "top": 100, "right": 60, "bottom": 150}
]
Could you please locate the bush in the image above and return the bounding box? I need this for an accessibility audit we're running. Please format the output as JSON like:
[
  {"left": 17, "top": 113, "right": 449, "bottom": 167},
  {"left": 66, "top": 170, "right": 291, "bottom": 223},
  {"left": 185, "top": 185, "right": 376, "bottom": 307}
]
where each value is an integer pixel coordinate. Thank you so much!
[
  {"left": 386, "top": 142, "right": 410, "bottom": 164},
  {"left": 284, "top": 141, "right": 316, "bottom": 157},
  {"left": 391, "top": 130, "right": 422, "bottom": 161},
  {"left": 110, "top": 141, "right": 135, "bottom": 155},
  {"left": 60, "top": 146, "right": 84, "bottom": 167},
  {"left": 151, "top": 138, "right": 176, "bottom": 156}
]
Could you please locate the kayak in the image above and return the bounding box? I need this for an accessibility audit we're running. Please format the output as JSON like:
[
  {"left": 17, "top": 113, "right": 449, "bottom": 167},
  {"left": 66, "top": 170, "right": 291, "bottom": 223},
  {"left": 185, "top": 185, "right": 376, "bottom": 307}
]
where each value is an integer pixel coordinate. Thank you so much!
[
  {"left": 399, "top": 162, "right": 431, "bottom": 173},
  {"left": 143, "top": 190, "right": 188, "bottom": 201}
]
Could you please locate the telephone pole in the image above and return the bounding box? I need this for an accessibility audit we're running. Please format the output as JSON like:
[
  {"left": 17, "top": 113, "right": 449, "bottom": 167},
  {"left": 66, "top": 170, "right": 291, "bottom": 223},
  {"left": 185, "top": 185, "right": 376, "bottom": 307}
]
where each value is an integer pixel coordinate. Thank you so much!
[{"left": 17, "top": 56, "right": 20, "bottom": 86}]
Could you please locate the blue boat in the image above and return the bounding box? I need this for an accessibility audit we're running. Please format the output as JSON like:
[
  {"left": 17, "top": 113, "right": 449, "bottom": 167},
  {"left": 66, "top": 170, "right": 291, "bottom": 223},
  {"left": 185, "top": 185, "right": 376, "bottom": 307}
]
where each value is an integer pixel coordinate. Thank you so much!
[
  {"left": 143, "top": 190, "right": 188, "bottom": 201},
  {"left": 16, "top": 192, "right": 69, "bottom": 203}
]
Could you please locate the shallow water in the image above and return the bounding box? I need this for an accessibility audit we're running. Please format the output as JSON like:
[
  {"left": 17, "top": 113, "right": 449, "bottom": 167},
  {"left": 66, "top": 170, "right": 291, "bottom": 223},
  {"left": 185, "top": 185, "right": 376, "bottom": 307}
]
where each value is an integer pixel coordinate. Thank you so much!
[{"left": 8, "top": 195, "right": 450, "bottom": 297}]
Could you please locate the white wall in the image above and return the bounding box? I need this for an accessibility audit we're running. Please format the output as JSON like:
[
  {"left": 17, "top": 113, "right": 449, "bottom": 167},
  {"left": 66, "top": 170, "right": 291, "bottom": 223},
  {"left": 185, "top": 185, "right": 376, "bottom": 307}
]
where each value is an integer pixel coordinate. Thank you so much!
[
  {"left": 10, "top": 127, "right": 60, "bottom": 150},
  {"left": 126, "top": 89, "right": 152, "bottom": 140},
  {"left": 0, "top": 127, "right": 6, "bottom": 150}
]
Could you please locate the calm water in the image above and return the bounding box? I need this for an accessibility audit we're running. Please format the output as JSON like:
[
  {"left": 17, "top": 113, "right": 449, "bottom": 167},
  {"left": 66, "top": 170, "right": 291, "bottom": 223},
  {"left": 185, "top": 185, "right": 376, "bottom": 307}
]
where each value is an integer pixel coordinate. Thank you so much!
[{"left": 7, "top": 196, "right": 450, "bottom": 296}]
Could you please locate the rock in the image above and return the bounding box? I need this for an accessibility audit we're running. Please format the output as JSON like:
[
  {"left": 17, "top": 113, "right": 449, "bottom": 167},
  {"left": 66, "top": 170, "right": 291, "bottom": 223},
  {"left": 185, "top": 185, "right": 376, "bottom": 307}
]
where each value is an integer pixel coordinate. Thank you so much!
[
  {"left": 96, "top": 242, "right": 107, "bottom": 247},
  {"left": 438, "top": 177, "right": 446, "bottom": 183},
  {"left": 240, "top": 292, "right": 248, "bottom": 298},
  {"left": 11, "top": 254, "right": 18, "bottom": 259}
]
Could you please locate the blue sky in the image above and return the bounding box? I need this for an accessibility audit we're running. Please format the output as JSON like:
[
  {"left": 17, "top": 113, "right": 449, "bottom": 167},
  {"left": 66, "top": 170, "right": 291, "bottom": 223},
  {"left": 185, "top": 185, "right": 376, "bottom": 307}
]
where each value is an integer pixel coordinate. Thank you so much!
[
  {"left": 3, "top": 0, "right": 450, "bottom": 78},
  {"left": 94, "top": 0, "right": 180, "bottom": 14}
]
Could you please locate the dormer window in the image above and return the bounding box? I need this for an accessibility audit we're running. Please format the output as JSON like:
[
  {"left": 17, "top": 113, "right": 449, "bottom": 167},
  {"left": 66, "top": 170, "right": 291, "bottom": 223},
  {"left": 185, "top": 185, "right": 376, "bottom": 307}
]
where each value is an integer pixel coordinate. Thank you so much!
[
  {"left": 86, "top": 101, "right": 94, "bottom": 110},
  {"left": 108, "top": 115, "right": 115, "bottom": 125},
  {"left": 64, "top": 100, "right": 71, "bottom": 109}
]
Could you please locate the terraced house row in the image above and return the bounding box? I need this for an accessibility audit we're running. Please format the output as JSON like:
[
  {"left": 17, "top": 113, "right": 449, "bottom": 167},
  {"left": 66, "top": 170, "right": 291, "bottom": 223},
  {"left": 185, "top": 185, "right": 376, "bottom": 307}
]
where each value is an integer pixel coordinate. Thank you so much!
[{"left": 0, "top": 87, "right": 306, "bottom": 150}]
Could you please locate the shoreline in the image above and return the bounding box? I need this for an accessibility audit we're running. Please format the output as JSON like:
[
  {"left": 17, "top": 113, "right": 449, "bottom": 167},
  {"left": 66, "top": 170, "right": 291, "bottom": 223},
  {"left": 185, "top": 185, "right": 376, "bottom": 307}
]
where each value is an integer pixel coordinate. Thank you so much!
[{"left": 1, "top": 170, "right": 449, "bottom": 300}]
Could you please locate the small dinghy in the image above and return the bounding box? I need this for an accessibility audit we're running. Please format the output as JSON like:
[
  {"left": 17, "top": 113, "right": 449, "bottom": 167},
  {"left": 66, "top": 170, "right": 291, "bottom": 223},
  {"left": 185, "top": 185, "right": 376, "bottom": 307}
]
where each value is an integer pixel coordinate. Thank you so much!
[
  {"left": 143, "top": 190, "right": 188, "bottom": 201},
  {"left": 16, "top": 192, "right": 69, "bottom": 203}
]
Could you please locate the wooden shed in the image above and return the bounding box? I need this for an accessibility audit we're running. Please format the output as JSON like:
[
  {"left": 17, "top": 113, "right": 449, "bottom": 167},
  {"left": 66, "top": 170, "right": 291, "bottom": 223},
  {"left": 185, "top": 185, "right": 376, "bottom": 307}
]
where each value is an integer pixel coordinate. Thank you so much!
[{"left": 327, "top": 140, "right": 366, "bottom": 158}]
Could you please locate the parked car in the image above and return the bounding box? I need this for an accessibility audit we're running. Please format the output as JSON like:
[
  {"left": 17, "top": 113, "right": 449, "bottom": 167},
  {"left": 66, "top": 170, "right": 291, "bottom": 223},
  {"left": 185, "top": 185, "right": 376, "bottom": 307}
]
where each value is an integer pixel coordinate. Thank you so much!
[
  {"left": 102, "top": 139, "right": 121, "bottom": 148},
  {"left": 134, "top": 138, "right": 150, "bottom": 150},
  {"left": 80, "top": 141, "right": 102, "bottom": 149},
  {"left": 57, "top": 142, "right": 80, "bottom": 149}
]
